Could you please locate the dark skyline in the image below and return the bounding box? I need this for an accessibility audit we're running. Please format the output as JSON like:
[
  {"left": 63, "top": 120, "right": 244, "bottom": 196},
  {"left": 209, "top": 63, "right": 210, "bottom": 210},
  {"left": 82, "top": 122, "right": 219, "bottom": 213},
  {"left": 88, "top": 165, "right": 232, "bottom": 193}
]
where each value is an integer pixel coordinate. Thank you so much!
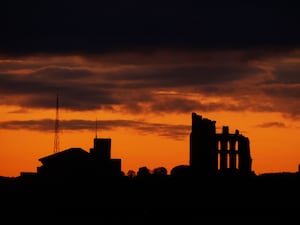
[{"left": 1, "top": 112, "right": 299, "bottom": 224}]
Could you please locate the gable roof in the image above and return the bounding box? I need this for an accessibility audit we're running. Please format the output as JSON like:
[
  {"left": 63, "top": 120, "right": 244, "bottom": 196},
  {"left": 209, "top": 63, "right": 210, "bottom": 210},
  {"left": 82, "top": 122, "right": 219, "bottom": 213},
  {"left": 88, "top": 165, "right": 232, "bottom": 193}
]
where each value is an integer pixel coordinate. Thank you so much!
[{"left": 39, "top": 148, "right": 89, "bottom": 165}]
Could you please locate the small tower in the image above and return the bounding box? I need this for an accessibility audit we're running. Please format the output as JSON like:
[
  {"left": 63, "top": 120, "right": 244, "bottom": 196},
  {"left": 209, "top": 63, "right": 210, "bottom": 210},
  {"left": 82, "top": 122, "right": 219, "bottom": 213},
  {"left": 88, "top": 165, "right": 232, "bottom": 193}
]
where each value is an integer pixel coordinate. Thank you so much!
[{"left": 90, "top": 118, "right": 111, "bottom": 161}]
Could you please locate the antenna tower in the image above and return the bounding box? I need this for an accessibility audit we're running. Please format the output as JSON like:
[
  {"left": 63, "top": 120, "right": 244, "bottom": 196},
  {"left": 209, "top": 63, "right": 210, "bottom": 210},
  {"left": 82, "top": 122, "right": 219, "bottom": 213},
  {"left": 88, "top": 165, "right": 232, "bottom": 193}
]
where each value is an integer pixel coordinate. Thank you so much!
[{"left": 54, "top": 94, "right": 60, "bottom": 153}]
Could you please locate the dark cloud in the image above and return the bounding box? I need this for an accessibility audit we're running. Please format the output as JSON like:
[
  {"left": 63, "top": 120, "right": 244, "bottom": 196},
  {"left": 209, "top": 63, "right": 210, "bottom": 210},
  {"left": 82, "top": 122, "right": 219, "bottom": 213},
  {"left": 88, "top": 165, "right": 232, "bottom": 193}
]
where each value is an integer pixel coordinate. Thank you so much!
[
  {"left": 106, "top": 64, "right": 261, "bottom": 88},
  {"left": 148, "top": 97, "right": 236, "bottom": 114},
  {"left": 1, "top": 1, "right": 300, "bottom": 56},
  {"left": 0, "top": 56, "right": 261, "bottom": 112},
  {"left": 0, "top": 67, "right": 121, "bottom": 110},
  {"left": 1, "top": 49, "right": 300, "bottom": 118},
  {"left": 0, "top": 119, "right": 190, "bottom": 140},
  {"left": 262, "top": 84, "right": 300, "bottom": 99},
  {"left": 30, "top": 67, "right": 94, "bottom": 80},
  {"left": 0, "top": 119, "right": 53, "bottom": 131},
  {"left": 150, "top": 97, "right": 202, "bottom": 113},
  {"left": 256, "top": 122, "right": 286, "bottom": 128},
  {"left": 273, "top": 66, "right": 300, "bottom": 84}
]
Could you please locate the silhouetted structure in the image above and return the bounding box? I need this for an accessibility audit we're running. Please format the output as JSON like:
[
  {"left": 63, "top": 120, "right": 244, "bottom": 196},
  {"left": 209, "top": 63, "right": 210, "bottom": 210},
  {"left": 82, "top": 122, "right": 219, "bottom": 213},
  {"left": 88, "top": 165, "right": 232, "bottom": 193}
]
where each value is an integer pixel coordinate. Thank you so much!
[
  {"left": 190, "top": 112, "right": 252, "bottom": 176},
  {"left": 89, "top": 137, "right": 122, "bottom": 176},
  {"left": 37, "top": 137, "right": 122, "bottom": 179},
  {"left": 37, "top": 147, "right": 89, "bottom": 178}
]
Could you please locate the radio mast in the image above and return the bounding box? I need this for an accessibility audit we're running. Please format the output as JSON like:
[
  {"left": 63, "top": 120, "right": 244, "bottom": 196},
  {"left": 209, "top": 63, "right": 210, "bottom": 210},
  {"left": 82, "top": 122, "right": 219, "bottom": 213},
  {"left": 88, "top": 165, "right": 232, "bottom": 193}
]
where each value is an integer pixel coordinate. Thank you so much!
[{"left": 54, "top": 94, "right": 60, "bottom": 153}]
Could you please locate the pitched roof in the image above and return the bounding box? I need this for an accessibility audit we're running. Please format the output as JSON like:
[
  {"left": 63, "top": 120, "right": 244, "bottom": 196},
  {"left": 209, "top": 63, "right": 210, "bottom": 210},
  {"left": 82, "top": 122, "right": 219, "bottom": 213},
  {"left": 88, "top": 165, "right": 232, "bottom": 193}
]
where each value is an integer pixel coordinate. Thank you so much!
[{"left": 38, "top": 148, "right": 89, "bottom": 165}]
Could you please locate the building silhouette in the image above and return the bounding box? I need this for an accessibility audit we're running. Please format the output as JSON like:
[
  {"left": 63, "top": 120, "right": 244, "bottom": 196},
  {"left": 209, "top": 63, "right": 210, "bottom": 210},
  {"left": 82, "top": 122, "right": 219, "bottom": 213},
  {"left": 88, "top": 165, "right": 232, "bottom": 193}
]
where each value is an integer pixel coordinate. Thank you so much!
[
  {"left": 89, "top": 137, "right": 121, "bottom": 176},
  {"left": 190, "top": 112, "right": 252, "bottom": 176},
  {"left": 37, "top": 137, "right": 122, "bottom": 179}
]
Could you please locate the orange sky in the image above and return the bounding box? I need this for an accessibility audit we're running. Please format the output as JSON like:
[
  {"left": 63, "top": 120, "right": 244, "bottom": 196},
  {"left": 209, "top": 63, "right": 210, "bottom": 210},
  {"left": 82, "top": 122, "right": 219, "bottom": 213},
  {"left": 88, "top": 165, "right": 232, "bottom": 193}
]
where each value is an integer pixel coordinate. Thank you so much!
[{"left": 1, "top": 51, "right": 300, "bottom": 177}]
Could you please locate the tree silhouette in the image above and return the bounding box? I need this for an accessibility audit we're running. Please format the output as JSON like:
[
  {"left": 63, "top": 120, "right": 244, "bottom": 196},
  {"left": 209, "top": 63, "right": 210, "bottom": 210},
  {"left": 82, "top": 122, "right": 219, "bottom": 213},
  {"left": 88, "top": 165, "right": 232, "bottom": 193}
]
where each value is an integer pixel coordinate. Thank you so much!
[
  {"left": 170, "top": 165, "right": 191, "bottom": 177},
  {"left": 137, "top": 166, "right": 151, "bottom": 177},
  {"left": 153, "top": 166, "right": 168, "bottom": 176},
  {"left": 127, "top": 169, "right": 136, "bottom": 178}
]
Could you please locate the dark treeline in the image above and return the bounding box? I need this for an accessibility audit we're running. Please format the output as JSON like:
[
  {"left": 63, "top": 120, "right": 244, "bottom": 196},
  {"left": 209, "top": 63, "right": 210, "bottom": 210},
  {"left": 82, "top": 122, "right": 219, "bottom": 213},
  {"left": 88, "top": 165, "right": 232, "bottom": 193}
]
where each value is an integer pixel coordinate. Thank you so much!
[{"left": 0, "top": 170, "right": 299, "bottom": 224}]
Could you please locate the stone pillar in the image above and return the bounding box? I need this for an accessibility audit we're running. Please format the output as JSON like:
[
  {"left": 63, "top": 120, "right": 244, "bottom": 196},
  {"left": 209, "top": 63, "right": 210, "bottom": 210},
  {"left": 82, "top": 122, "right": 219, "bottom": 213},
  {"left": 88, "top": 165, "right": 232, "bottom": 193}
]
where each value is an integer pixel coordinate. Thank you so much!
[
  {"left": 220, "top": 126, "right": 229, "bottom": 170},
  {"left": 229, "top": 140, "right": 237, "bottom": 169}
]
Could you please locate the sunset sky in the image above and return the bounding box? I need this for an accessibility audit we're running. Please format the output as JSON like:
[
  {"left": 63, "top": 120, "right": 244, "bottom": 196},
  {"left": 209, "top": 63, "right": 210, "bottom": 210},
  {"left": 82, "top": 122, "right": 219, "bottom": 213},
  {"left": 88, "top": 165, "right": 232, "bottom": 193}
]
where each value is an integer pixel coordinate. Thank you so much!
[{"left": 1, "top": 2, "right": 300, "bottom": 177}]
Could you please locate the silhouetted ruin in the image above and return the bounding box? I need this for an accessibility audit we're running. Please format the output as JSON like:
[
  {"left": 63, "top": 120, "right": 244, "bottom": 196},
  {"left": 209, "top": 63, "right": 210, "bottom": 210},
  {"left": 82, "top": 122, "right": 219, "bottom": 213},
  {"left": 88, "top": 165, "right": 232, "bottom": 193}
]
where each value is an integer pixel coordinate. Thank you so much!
[{"left": 190, "top": 112, "right": 252, "bottom": 177}]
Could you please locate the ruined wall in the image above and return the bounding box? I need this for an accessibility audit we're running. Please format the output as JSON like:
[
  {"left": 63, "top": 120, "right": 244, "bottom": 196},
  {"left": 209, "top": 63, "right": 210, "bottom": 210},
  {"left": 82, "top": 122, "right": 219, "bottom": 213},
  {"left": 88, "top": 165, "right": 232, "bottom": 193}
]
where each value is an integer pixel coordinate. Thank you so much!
[
  {"left": 190, "top": 112, "right": 252, "bottom": 176},
  {"left": 216, "top": 126, "right": 252, "bottom": 174},
  {"left": 190, "top": 112, "right": 218, "bottom": 175}
]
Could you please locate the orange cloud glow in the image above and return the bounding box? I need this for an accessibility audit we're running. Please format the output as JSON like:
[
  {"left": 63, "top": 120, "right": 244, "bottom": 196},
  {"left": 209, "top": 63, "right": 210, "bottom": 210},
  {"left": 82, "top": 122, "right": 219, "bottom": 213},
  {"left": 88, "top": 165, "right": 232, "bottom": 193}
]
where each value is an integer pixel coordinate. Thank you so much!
[{"left": 1, "top": 50, "right": 300, "bottom": 177}]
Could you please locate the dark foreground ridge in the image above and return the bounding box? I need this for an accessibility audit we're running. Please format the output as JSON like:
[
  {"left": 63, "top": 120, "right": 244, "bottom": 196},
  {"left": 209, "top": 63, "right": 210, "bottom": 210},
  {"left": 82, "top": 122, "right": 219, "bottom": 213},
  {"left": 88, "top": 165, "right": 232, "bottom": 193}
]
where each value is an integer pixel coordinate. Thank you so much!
[{"left": 0, "top": 112, "right": 299, "bottom": 224}]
